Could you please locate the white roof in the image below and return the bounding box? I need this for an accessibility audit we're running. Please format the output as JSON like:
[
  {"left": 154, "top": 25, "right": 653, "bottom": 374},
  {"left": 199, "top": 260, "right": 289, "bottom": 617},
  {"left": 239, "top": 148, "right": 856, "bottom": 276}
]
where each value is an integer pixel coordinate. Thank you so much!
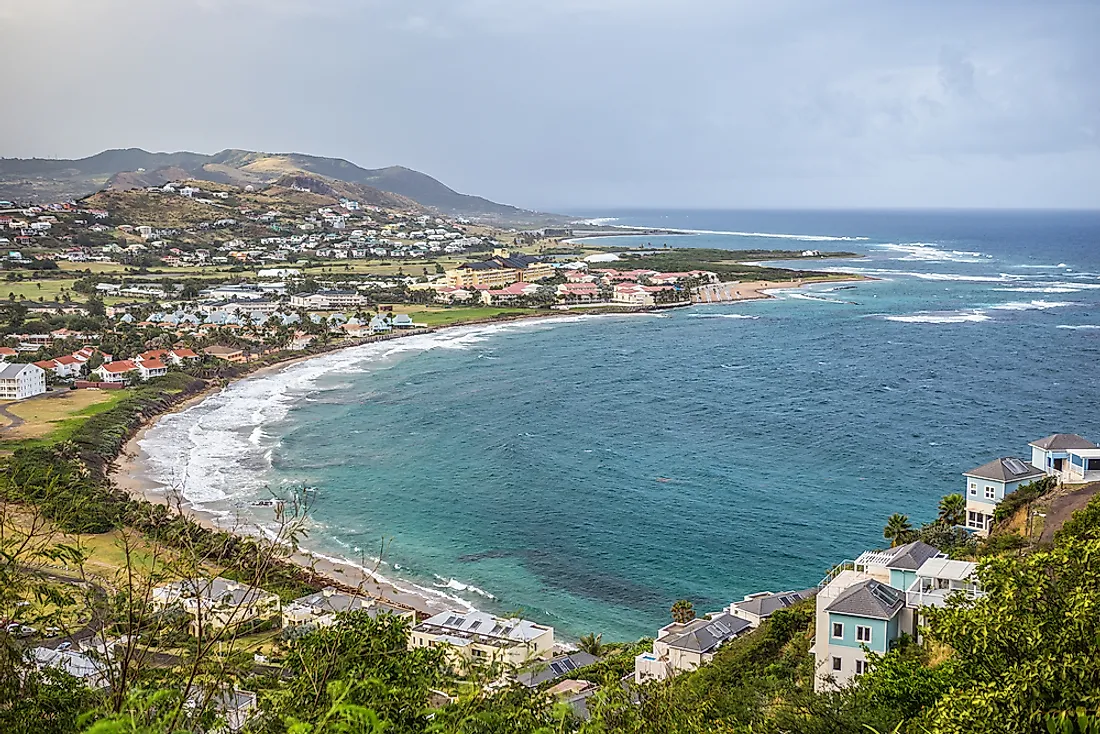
[
  {"left": 1069, "top": 448, "right": 1100, "bottom": 458},
  {"left": 417, "top": 609, "right": 550, "bottom": 644},
  {"left": 916, "top": 557, "right": 977, "bottom": 582}
]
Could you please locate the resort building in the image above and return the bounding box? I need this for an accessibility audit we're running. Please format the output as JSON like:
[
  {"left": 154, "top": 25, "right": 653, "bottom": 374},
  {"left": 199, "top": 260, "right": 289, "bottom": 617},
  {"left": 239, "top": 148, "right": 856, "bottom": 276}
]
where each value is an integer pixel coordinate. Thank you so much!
[
  {"left": 283, "top": 587, "right": 415, "bottom": 628},
  {"left": 963, "top": 457, "right": 1045, "bottom": 535},
  {"left": 151, "top": 577, "right": 282, "bottom": 636},
  {"left": 445, "top": 252, "right": 554, "bottom": 288},
  {"left": 728, "top": 588, "right": 816, "bottom": 628},
  {"left": 95, "top": 360, "right": 139, "bottom": 384},
  {"left": 634, "top": 612, "right": 752, "bottom": 683},
  {"left": 290, "top": 290, "right": 370, "bottom": 309},
  {"left": 31, "top": 646, "right": 112, "bottom": 689},
  {"left": 1029, "top": 433, "right": 1097, "bottom": 478},
  {"left": 409, "top": 610, "right": 554, "bottom": 672},
  {"left": 203, "top": 346, "right": 246, "bottom": 363},
  {"left": 0, "top": 362, "right": 46, "bottom": 400},
  {"left": 517, "top": 651, "right": 599, "bottom": 688}
]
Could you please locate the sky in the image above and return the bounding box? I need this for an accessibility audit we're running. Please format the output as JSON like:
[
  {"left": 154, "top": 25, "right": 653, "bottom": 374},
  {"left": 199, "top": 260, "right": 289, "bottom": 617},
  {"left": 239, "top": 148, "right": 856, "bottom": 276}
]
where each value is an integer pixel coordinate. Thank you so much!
[{"left": 1, "top": 0, "right": 1098, "bottom": 210}]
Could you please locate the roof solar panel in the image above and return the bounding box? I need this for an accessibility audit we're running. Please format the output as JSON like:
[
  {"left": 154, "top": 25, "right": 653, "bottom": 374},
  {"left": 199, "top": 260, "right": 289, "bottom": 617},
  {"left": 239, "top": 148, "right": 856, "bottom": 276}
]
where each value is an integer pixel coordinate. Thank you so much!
[
  {"left": 1004, "top": 457, "right": 1029, "bottom": 475},
  {"left": 561, "top": 658, "right": 577, "bottom": 671}
]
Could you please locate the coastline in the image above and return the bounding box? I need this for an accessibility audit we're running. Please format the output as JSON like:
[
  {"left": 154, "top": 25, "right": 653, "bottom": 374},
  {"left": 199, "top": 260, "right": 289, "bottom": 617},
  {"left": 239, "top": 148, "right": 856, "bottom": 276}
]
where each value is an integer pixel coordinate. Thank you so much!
[{"left": 107, "top": 276, "right": 865, "bottom": 619}]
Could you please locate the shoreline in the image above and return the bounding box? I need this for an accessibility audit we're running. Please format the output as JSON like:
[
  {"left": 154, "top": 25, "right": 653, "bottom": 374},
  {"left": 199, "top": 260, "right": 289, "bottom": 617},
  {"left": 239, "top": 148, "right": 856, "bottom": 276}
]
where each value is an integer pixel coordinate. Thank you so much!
[{"left": 107, "top": 276, "right": 866, "bottom": 619}]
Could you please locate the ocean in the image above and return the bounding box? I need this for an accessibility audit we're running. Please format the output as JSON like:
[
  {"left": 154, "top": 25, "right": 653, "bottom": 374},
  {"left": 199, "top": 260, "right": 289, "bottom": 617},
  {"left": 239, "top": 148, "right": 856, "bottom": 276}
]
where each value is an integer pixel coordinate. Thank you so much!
[{"left": 139, "top": 209, "right": 1100, "bottom": 641}]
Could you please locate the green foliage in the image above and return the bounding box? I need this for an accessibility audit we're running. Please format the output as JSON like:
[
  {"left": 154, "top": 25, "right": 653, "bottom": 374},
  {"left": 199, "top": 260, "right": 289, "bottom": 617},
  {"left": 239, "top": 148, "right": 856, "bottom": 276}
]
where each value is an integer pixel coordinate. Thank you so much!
[
  {"left": 937, "top": 493, "right": 966, "bottom": 527},
  {"left": 670, "top": 600, "right": 695, "bottom": 624},
  {"left": 1056, "top": 494, "right": 1100, "bottom": 543},
  {"left": 883, "top": 513, "right": 915, "bottom": 547},
  {"left": 993, "top": 476, "right": 1057, "bottom": 524}
]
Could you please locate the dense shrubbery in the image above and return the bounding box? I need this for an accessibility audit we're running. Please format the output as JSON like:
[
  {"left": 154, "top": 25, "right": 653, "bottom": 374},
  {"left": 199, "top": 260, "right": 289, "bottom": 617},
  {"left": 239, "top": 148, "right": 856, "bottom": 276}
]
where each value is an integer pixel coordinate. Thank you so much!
[{"left": 993, "top": 476, "right": 1057, "bottom": 524}]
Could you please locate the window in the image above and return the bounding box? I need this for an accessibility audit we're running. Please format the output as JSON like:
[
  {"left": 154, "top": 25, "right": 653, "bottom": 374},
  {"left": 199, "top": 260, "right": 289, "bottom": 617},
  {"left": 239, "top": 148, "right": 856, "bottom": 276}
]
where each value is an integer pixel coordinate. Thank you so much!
[
  {"left": 985, "top": 486, "right": 996, "bottom": 500},
  {"left": 856, "top": 626, "right": 872, "bottom": 643},
  {"left": 855, "top": 659, "right": 869, "bottom": 675},
  {"left": 832, "top": 622, "right": 844, "bottom": 639},
  {"left": 831, "top": 656, "right": 842, "bottom": 672},
  {"left": 969, "top": 483, "right": 977, "bottom": 495}
]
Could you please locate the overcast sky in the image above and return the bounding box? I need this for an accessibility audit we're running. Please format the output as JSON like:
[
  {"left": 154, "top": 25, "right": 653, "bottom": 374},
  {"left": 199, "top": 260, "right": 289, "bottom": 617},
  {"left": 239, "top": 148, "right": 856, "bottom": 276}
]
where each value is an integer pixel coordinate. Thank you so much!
[{"left": 1, "top": 0, "right": 1097, "bottom": 210}]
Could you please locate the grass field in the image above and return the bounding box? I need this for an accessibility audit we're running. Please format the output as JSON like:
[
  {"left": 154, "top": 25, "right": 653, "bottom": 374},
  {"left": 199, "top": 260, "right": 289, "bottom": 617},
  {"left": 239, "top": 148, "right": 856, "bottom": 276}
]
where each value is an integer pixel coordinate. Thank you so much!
[
  {"left": 388, "top": 305, "right": 535, "bottom": 327},
  {"left": 0, "top": 389, "right": 128, "bottom": 450},
  {"left": 1, "top": 278, "right": 80, "bottom": 302}
]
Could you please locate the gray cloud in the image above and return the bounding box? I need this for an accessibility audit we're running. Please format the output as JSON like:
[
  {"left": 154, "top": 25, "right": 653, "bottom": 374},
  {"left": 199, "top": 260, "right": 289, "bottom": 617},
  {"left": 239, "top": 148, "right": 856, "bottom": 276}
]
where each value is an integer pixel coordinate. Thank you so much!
[{"left": 1, "top": 0, "right": 1097, "bottom": 209}]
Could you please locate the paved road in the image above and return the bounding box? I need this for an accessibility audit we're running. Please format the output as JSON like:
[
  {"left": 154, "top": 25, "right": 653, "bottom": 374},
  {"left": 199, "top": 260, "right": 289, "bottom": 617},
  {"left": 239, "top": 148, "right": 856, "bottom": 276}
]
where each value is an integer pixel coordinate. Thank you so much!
[{"left": 0, "top": 401, "right": 24, "bottom": 434}]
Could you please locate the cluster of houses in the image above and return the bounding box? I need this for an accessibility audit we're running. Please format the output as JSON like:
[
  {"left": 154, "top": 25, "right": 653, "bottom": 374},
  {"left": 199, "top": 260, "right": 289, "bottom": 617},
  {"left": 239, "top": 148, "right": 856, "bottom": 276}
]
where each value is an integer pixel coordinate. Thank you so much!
[
  {"left": 633, "top": 431, "right": 1100, "bottom": 688},
  {"left": 6, "top": 185, "right": 488, "bottom": 268}
]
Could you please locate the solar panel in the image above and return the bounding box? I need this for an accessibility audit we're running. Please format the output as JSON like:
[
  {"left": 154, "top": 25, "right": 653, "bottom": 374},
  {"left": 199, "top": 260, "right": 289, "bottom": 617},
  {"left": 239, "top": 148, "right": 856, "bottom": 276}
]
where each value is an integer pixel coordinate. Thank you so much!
[
  {"left": 1003, "top": 457, "right": 1029, "bottom": 475},
  {"left": 561, "top": 658, "right": 577, "bottom": 671}
]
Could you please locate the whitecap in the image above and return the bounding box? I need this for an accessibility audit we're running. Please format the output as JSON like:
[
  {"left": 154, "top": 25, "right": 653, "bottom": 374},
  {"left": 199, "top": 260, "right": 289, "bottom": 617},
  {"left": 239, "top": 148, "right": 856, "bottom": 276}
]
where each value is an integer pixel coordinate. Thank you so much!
[
  {"left": 883, "top": 310, "right": 991, "bottom": 324},
  {"left": 433, "top": 575, "right": 497, "bottom": 600},
  {"left": 989, "top": 300, "right": 1075, "bottom": 312},
  {"left": 1056, "top": 325, "right": 1100, "bottom": 331},
  {"left": 689, "top": 313, "right": 760, "bottom": 320}
]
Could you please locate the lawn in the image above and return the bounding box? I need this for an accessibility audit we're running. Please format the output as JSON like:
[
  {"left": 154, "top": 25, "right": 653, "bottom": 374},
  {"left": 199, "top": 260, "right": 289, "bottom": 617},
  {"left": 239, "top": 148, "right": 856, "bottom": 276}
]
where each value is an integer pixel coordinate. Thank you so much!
[
  {"left": 387, "top": 305, "right": 536, "bottom": 327},
  {"left": 0, "top": 389, "right": 129, "bottom": 450},
  {"left": 0, "top": 277, "right": 80, "bottom": 302}
]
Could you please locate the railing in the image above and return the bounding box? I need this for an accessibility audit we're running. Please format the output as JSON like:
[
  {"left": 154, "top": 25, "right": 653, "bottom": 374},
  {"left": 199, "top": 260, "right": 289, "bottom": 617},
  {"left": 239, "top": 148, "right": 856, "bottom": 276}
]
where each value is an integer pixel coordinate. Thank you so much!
[
  {"left": 817, "top": 561, "right": 856, "bottom": 589},
  {"left": 905, "top": 586, "right": 984, "bottom": 610}
]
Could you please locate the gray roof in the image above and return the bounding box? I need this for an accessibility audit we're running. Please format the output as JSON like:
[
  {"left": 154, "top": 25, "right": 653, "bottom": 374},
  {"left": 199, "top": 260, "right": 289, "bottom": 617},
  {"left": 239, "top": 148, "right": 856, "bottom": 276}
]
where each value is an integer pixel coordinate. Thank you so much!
[
  {"left": 1030, "top": 434, "right": 1096, "bottom": 451},
  {"left": 884, "top": 541, "right": 942, "bottom": 571},
  {"left": 0, "top": 362, "right": 38, "bottom": 379},
  {"left": 964, "top": 457, "right": 1045, "bottom": 482},
  {"left": 517, "top": 651, "right": 599, "bottom": 688},
  {"left": 291, "top": 588, "right": 409, "bottom": 618},
  {"left": 663, "top": 612, "right": 751, "bottom": 653},
  {"left": 826, "top": 579, "right": 904, "bottom": 620},
  {"left": 732, "top": 588, "right": 816, "bottom": 618}
]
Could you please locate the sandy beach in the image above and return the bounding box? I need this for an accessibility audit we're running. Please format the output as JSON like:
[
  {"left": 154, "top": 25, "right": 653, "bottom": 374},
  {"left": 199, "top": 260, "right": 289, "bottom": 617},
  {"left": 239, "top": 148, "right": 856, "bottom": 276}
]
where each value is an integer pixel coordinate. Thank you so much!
[{"left": 106, "top": 278, "right": 864, "bottom": 618}]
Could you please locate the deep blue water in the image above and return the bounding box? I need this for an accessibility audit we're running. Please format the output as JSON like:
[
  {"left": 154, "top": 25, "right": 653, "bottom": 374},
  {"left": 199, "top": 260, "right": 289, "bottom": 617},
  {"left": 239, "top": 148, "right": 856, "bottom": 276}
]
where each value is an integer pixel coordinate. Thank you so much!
[{"left": 142, "top": 209, "right": 1100, "bottom": 641}]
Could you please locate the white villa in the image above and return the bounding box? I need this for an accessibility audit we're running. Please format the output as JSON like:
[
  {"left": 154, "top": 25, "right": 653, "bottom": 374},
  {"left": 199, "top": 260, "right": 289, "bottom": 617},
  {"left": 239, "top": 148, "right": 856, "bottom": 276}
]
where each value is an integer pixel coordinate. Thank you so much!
[
  {"left": 634, "top": 611, "right": 752, "bottom": 683},
  {"left": 151, "top": 577, "right": 282, "bottom": 636},
  {"left": 0, "top": 362, "right": 46, "bottom": 400},
  {"left": 409, "top": 610, "right": 554, "bottom": 672},
  {"left": 963, "top": 457, "right": 1045, "bottom": 535},
  {"left": 728, "top": 589, "right": 816, "bottom": 629},
  {"left": 283, "top": 587, "right": 415, "bottom": 628}
]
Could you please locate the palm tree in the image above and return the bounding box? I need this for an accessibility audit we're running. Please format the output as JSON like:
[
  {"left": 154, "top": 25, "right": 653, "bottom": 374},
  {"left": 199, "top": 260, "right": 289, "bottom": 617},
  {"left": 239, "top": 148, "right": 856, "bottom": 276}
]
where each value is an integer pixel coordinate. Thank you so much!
[
  {"left": 577, "top": 633, "right": 605, "bottom": 657},
  {"left": 670, "top": 599, "right": 695, "bottom": 624},
  {"left": 883, "top": 513, "right": 914, "bottom": 547},
  {"left": 938, "top": 493, "right": 966, "bottom": 527}
]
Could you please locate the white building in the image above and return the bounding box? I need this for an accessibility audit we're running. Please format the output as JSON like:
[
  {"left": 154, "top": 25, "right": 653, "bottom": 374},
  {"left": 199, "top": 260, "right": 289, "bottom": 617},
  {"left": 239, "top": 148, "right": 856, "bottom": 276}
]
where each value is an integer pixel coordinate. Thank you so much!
[
  {"left": 634, "top": 612, "right": 752, "bottom": 683},
  {"left": 151, "top": 577, "right": 282, "bottom": 636},
  {"left": 289, "top": 290, "right": 370, "bottom": 309},
  {"left": 283, "top": 587, "right": 415, "bottom": 628},
  {"left": 728, "top": 588, "right": 815, "bottom": 629},
  {"left": 1030, "top": 433, "right": 1097, "bottom": 479},
  {"left": 0, "top": 362, "right": 46, "bottom": 400},
  {"left": 409, "top": 610, "right": 554, "bottom": 672},
  {"left": 962, "top": 457, "right": 1046, "bottom": 535}
]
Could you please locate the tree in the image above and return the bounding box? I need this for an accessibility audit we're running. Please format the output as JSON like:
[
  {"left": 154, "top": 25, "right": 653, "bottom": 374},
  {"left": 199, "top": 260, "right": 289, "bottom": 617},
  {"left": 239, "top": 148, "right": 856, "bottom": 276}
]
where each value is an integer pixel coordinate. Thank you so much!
[
  {"left": 578, "top": 632, "right": 606, "bottom": 657},
  {"left": 883, "top": 513, "right": 914, "bottom": 547},
  {"left": 938, "top": 493, "right": 966, "bottom": 527},
  {"left": 671, "top": 599, "right": 696, "bottom": 624}
]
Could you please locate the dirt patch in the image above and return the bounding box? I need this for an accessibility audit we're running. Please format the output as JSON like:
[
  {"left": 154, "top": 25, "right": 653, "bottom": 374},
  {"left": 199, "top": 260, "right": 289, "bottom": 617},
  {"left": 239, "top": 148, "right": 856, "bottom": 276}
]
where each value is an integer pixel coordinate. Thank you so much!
[{"left": 1039, "top": 482, "right": 1100, "bottom": 544}]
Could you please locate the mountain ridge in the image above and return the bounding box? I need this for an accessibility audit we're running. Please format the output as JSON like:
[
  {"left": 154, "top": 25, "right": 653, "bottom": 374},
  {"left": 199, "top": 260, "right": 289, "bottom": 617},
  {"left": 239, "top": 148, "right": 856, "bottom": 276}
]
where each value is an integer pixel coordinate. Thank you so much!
[{"left": 0, "top": 147, "right": 558, "bottom": 223}]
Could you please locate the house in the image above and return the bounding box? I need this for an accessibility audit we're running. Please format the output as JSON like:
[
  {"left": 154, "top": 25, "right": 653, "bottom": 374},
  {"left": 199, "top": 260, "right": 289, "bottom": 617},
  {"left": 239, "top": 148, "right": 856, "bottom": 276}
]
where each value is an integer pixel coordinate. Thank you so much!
[
  {"left": 137, "top": 358, "right": 168, "bottom": 379},
  {"left": 517, "top": 651, "right": 599, "bottom": 688},
  {"left": 283, "top": 587, "right": 415, "bottom": 628},
  {"left": 1065, "top": 448, "right": 1100, "bottom": 484},
  {"left": 963, "top": 457, "right": 1046, "bottom": 534},
  {"left": 392, "top": 314, "right": 416, "bottom": 329},
  {"left": 187, "top": 689, "right": 258, "bottom": 734},
  {"left": 556, "top": 282, "right": 601, "bottom": 303},
  {"left": 0, "top": 346, "right": 18, "bottom": 362},
  {"left": 1029, "top": 434, "right": 1097, "bottom": 479},
  {"left": 813, "top": 541, "right": 947, "bottom": 691},
  {"left": 815, "top": 576, "right": 907, "bottom": 690},
  {"left": 433, "top": 286, "right": 475, "bottom": 304},
  {"left": 369, "top": 315, "right": 392, "bottom": 334},
  {"left": 635, "top": 612, "right": 752, "bottom": 683},
  {"left": 31, "top": 646, "right": 112, "bottom": 689},
  {"left": 903, "top": 558, "right": 982, "bottom": 611},
  {"left": 203, "top": 346, "right": 246, "bottom": 363},
  {"left": 95, "top": 360, "right": 139, "bottom": 384},
  {"left": 151, "top": 577, "right": 281, "bottom": 636},
  {"left": 481, "top": 281, "right": 542, "bottom": 305},
  {"left": 409, "top": 610, "right": 554, "bottom": 672},
  {"left": 728, "top": 588, "right": 816, "bottom": 628},
  {"left": 0, "top": 362, "right": 46, "bottom": 400}
]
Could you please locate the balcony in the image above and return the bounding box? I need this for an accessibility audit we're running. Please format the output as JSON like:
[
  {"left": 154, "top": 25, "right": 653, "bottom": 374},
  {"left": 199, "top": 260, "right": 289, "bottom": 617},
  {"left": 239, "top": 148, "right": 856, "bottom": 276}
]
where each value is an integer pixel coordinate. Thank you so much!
[{"left": 904, "top": 559, "right": 983, "bottom": 609}]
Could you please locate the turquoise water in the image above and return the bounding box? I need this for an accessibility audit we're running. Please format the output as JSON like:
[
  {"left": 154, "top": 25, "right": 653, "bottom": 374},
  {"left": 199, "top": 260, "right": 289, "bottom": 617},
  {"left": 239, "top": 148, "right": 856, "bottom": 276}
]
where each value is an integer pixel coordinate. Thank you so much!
[{"left": 142, "top": 210, "right": 1100, "bottom": 641}]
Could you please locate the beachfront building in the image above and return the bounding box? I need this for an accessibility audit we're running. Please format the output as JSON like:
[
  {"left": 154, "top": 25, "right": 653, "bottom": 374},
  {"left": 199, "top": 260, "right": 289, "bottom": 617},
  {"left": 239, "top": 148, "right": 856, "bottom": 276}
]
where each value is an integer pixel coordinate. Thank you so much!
[
  {"left": 728, "top": 588, "right": 816, "bottom": 629},
  {"left": 0, "top": 362, "right": 46, "bottom": 400},
  {"left": 963, "top": 457, "right": 1045, "bottom": 535},
  {"left": 445, "top": 252, "right": 555, "bottom": 288},
  {"left": 634, "top": 611, "right": 752, "bottom": 683},
  {"left": 204, "top": 345, "right": 246, "bottom": 363},
  {"left": 151, "top": 577, "right": 282, "bottom": 636},
  {"left": 95, "top": 360, "right": 139, "bottom": 384},
  {"left": 813, "top": 541, "right": 942, "bottom": 691},
  {"left": 1029, "top": 433, "right": 1097, "bottom": 479},
  {"left": 290, "top": 290, "right": 370, "bottom": 310},
  {"left": 409, "top": 610, "right": 554, "bottom": 672},
  {"left": 283, "top": 587, "right": 415, "bottom": 628}
]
